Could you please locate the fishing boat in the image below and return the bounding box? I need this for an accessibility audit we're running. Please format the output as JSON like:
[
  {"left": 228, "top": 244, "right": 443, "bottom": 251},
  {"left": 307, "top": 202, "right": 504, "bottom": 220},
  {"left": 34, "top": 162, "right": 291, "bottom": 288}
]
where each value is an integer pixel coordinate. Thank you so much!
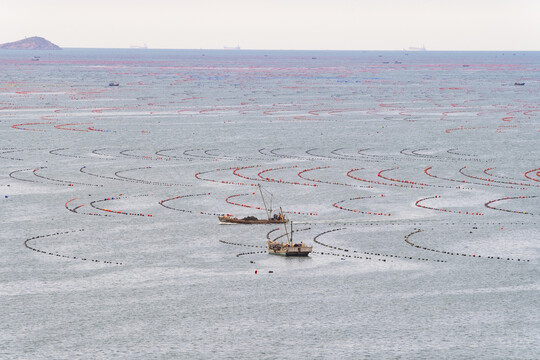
[
  {"left": 218, "top": 185, "right": 288, "bottom": 224},
  {"left": 218, "top": 214, "right": 287, "bottom": 224},
  {"left": 267, "top": 217, "right": 312, "bottom": 256}
]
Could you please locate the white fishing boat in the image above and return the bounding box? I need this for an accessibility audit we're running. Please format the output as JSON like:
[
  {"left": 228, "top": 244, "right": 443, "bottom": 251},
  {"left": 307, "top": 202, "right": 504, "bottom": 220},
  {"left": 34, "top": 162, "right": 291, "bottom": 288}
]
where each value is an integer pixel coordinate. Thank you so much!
[{"left": 267, "top": 210, "right": 312, "bottom": 256}]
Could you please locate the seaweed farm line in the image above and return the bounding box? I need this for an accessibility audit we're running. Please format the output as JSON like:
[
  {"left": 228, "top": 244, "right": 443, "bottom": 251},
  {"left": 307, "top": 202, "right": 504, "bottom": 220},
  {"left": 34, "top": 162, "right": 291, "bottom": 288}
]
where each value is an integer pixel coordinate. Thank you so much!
[{"left": 0, "top": 49, "right": 538, "bottom": 359}]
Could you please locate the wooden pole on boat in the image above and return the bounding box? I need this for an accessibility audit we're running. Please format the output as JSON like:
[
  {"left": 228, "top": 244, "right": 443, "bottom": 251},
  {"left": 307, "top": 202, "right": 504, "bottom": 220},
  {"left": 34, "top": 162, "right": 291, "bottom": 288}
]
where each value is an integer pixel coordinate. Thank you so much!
[
  {"left": 259, "top": 184, "right": 271, "bottom": 220},
  {"left": 280, "top": 207, "right": 290, "bottom": 243}
]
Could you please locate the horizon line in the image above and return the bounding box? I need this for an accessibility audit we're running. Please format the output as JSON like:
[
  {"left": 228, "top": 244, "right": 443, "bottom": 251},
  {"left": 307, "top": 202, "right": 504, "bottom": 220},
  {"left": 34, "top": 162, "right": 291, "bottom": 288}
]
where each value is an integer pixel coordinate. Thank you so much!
[{"left": 57, "top": 47, "right": 540, "bottom": 52}]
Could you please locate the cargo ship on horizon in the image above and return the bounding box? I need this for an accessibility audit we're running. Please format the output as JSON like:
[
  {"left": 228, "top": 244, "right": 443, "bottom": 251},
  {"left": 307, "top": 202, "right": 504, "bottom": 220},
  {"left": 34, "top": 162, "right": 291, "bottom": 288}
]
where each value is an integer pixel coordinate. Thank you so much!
[{"left": 404, "top": 45, "right": 426, "bottom": 51}]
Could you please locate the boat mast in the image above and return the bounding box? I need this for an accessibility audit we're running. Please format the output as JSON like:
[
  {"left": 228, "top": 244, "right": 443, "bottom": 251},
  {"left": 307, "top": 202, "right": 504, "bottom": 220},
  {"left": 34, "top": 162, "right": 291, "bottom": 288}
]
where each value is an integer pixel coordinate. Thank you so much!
[
  {"left": 290, "top": 221, "right": 293, "bottom": 243},
  {"left": 280, "top": 207, "right": 291, "bottom": 243},
  {"left": 259, "top": 184, "right": 272, "bottom": 220}
]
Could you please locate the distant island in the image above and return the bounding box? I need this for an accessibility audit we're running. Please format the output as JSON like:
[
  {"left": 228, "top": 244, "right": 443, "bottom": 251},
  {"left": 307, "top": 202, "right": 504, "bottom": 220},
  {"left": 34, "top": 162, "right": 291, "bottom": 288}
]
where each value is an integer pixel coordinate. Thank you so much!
[{"left": 0, "top": 36, "right": 61, "bottom": 50}]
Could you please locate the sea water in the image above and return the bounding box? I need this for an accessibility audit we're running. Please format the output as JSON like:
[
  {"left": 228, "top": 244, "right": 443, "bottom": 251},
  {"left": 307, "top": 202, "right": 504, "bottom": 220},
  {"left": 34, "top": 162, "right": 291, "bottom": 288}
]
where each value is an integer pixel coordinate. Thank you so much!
[{"left": 0, "top": 49, "right": 538, "bottom": 359}]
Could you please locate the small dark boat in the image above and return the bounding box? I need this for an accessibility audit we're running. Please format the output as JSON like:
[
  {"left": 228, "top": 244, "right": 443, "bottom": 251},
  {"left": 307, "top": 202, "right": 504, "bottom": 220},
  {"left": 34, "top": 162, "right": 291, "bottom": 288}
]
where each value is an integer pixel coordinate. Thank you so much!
[
  {"left": 218, "top": 185, "right": 287, "bottom": 224},
  {"left": 109, "top": 82, "right": 119, "bottom": 86},
  {"left": 514, "top": 82, "right": 525, "bottom": 86},
  {"left": 218, "top": 214, "right": 287, "bottom": 224}
]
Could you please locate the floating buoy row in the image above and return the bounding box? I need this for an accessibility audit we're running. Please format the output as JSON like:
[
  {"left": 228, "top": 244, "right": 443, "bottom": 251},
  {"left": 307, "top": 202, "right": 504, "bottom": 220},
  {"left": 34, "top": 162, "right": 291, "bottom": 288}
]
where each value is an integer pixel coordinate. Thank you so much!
[
  {"left": 198, "top": 107, "right": 236, "bottom": 114},
  {"left": 303, "top": 220, "right": 535, "bottom": 228},
  {"left": 90, "top": 106, "right": 125, "bottom": 114},
  {"left": 24, "top": 229, "right": 123, "bottom": 265},
  {"left": 155, "top": 148, "right": 195, "bottom": 162},
  {"left": 495, "top": 124, "right": 519, "bottom": 133},
  {"left": 88, "top": 126, "right": 113, "bottom": 133},
  {"left": 313, "top": 251, "right": 381, "bottom": 261},
  {"left": 114, "top": 166, "right": 181, "bottom": 187},
  {"left": 446, "top": 148, "right": 478, "bottom": 158},
  {"left": 236, "top": 251, "right": 267, "bottom": 257},
  {"left": 415, "top": 195, "right": 484, "bottom": 215},
  {"left": 263, "top": 147, "right": 305, "bottom": 160},
  {"left": 524, "top": 168, "right": 540, "bottom": 182},
  {"left": 401, "top": 147, "right": 486, "bottom": 163},
  {"left": 119, "top": 149, "right": 171, "bottom": 161},
  {"left": 64, "top": 197, "right": 113, "bottom": 217},
  {"left": 0, "top": 148, "right": 24, "bottom": 161},
  {"left": 270, "top": 227, "right": 311, "bottom": 243},
  {"left": 357, "top": 148, "right": 396, "bottom": 161},
  {"left": 440, "top": 108, "right": 470, "bottom": 122},
  {"left": 80, "top": 165, "right": 124, "bottom": 183},
  {"left": 266, "top": 227, "right": 281, "bottom": 240},
  {"left": 257, "top": 165, "right": 317, "bottom": 187},
  {"left": 159, "top": 192, "right": 221, "bottom": 216},
  {"left": 484, "top": 195, "right": 537, "bottom": 215},
  {"left": 312, "top": 228, "right": 347, "bottom": 249},
  {"left": 265, "top": 147, "right": 303, "bottom": 160},
  {"left": 232, "top": 164, "right": 264, "bottom": 183},
  {"left": 404, "top": 229, "right": 530, "bottom": 262},
  {"left": 50, "top": 147, "right": 92, "bottom": 160},
  {"left": 81, "top": 165, "right": 186, "bottom": 186},
  {"left": 459, "top": 166, "right": 533, "bottom": 189},
  {"left": 183, "top": 148, "right": 219, "bottom": 160},
  {"left": 305, "top": 148, "right": 342, "bottom": 161},
  {"left": 330, "top": 148, "right": 368, "bottom": 160},
  {"left": 11, "top": 121, "right": 56, "bottom": 131},
  {"left": 81, "top": 165, "right": 147, "bottom": 184},
  {"left": 90, "top": 194, "right": 154, "bottom": 217},
  {"left": 91, "top": 148, "right": 118, "bottom": 160},
  {"left": 225, "top": 192, "right": 317, "bottom": 216},
  {"left": 424, "top": 166, "right": 489, "bottom": 189},
  {"left": 276, "top": 115, "right": 334, "bottom": 123},
  {"left": 400, "top": 148, "right": 443, "bottom": 162},
  {"left": 483, "top": 167, "right": 519, "bottom": 181},
  {"left": 378, "top": 167, "right": 430, "bottom": 188},
  {"left": 313, "top": 228, "right": 445, "bottom": 262},
  {"left": 195, "top": 166, "right": 258, "bottom": 186},
  {"left": 54, "top": 122, "right": 94, "bottom": 132},
  {"left": 333, "top": 195, "right": 392, "bottom": 216},
  {"left": 33, "top": 166, "right": 102, "bottom": 187},
  {"left": 201, "top": 148, "right": 265, "bottom": 162},
  {"left": 8, "top": 168, "right": 41, "bottom": 183},
  {"left": 297, "top": 166, "right": 357, "bottom": 187},
  {"left": 219, "top": 239, "right": 264, "bottom": 248},
  {"left": 347, "top": 168, "right": 422, "bottom": 189},
  {"left": 445, "top": 126, "right": 488, "bottom": 134}
]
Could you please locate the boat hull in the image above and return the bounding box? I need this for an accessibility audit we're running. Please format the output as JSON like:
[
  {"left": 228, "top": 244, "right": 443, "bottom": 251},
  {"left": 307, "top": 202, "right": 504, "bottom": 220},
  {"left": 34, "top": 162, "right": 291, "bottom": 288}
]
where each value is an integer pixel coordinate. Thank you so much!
[
  {"left": 268, "top": 249, "right": 311, "bottom": 256},
  {"left": 267, "top": 241, "right": 312, "bottom": 256},
  {"left": 218, "top": 216, "right": 287, "bottom": 224}
]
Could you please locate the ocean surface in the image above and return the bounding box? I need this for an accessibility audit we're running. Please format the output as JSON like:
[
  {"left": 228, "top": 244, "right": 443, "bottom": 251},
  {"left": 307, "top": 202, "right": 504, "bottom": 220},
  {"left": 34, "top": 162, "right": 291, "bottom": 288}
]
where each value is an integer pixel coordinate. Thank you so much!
[{"left": 0, "top": 48, "right": 538, "bottom": 359}]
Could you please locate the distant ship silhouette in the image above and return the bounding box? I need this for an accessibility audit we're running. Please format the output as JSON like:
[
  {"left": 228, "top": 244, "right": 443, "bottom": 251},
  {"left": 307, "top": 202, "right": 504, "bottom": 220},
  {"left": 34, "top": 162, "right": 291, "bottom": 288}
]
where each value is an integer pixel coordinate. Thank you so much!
[
  {"left": 404, "top": 45, "right": 426, "bottom": 51},
  {"left": 130, "top": 43, "right": 148, "bottom": 49}
]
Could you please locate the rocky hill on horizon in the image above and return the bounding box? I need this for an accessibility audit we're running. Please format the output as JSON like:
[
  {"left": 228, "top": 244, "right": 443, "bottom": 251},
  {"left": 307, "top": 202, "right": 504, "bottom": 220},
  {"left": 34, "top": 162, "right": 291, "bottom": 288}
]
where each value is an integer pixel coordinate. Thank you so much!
[{"left": 0, "top": 36, "right": 61, "bottom": 50}]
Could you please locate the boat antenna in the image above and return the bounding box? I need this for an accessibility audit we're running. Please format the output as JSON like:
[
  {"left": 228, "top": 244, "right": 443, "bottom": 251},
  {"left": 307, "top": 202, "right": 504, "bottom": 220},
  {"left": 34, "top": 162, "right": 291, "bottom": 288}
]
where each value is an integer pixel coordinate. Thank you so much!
[{"left": 259, "top": 184, "right": 272, "bottom": 220}]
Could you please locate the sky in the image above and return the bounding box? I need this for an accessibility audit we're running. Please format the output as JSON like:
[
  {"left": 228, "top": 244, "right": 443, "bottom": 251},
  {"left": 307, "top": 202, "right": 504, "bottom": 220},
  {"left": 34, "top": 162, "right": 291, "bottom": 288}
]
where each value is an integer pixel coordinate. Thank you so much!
[{"left": 1, "top": 0, "right": 539, "bottom": 50}]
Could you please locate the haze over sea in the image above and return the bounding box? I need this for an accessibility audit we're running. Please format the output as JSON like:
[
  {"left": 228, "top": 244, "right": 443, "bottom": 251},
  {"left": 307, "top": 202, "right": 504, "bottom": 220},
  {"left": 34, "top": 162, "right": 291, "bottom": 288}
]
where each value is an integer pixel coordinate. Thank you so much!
[{"left": 1, "top": 49, "right": 538, "bottom": 359}]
